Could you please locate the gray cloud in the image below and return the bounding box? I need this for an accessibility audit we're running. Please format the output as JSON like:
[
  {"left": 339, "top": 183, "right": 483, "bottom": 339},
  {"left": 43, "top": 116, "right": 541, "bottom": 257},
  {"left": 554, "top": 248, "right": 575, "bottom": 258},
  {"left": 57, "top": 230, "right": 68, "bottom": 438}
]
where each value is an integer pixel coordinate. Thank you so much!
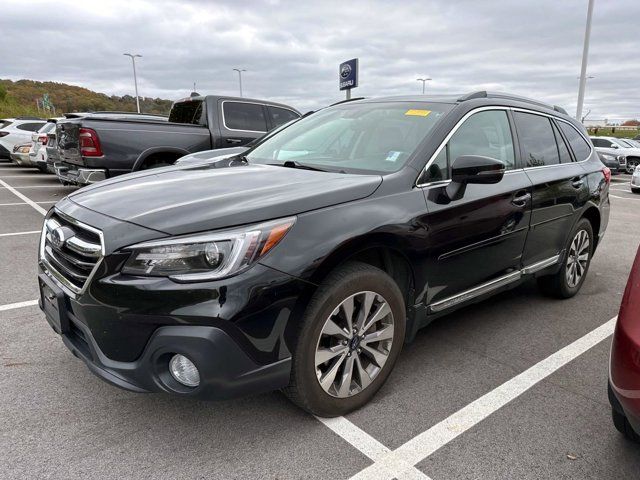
[{"left": 1, "top": 0, "right": 638, "bottom": 120}]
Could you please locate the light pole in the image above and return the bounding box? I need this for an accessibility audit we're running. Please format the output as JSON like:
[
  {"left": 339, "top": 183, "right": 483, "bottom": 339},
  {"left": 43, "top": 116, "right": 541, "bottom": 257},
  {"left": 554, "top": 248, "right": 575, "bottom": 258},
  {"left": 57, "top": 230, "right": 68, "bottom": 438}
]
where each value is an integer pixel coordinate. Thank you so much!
[
  {"left": 123, "top": 53, "right": 142, "bottom": 113},
  {"left": 233, "top": 68, "right": 246, "bottom": 97},
  {"left": 576, "top": 0, "right": 595, "bottom": 122},
  {"left": 416, "top": 77, "right": 432, "bottom": 95}
]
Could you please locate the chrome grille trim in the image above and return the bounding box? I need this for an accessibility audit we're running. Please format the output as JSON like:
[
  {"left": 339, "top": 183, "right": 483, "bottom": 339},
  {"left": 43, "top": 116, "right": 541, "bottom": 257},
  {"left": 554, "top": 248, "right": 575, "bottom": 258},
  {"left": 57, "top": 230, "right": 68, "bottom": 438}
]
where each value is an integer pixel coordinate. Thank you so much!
[{"left": 39, "top": 209, "right": 105, "bottom": 297}]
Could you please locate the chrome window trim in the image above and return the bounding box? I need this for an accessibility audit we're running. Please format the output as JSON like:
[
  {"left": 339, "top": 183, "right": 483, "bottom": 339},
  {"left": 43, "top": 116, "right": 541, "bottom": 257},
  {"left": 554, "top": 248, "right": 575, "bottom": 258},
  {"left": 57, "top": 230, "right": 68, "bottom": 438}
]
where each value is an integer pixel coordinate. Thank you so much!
[
  {"left": 221, "top": 100, "right": 299, "bottom": 134},
  {"left": 416, "top": 106, "right": 593, "bottom": 188},
  {"left": 39, "top": 209, "right": 105, "bottom": 298}
]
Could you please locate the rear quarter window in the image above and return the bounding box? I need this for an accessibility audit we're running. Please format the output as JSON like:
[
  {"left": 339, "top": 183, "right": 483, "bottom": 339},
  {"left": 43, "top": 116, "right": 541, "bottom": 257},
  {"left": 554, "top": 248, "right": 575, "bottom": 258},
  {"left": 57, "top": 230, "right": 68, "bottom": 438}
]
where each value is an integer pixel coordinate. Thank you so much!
[
  {"left": 558, "top": 122, "right": 591, "bottom": 161},
  {"left": 513, "top": 112, "right": 560, "bottom": 167}
]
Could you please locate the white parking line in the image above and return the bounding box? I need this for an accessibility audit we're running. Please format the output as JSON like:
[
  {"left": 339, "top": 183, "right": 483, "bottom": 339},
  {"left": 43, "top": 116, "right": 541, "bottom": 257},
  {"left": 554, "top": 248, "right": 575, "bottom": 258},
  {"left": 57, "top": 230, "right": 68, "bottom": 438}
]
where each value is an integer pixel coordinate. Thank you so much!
[
  {"left": 316, "top": 416, "right": 432, "bottom": 479},
  {"left": 611, "top": 194, "right": 640, "bottom": 201},
  {"left": 0, "top": 201, "right": 55, "bottom": 206},
  {"left": 349, "top": 317, "right": 617, "bottom": 480},
  {"left": 0, "top": 178, "right": 47, "bottom": 215},
  {"left": 0, "top": 230, "right": 41, "bottom": 238},
  {"left": 0, "top": 185, "right": 71, "bottom": 189},
  {"left": 0, "top": 299, "right": 39, "bottom": 312}
]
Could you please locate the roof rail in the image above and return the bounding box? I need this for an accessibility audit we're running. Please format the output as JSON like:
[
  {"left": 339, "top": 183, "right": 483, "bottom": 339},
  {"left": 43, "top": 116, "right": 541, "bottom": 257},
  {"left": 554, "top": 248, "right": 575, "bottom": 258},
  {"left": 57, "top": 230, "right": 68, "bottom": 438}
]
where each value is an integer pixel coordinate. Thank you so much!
[
  {"left": 15, "top": 116, "right": 44, "bottom": 120},
  {"left": 458, "top": 91, "right": 568, "bottom": 116},
  {"left": 329, "top": 97, "right": 365, "bottom": 107}
]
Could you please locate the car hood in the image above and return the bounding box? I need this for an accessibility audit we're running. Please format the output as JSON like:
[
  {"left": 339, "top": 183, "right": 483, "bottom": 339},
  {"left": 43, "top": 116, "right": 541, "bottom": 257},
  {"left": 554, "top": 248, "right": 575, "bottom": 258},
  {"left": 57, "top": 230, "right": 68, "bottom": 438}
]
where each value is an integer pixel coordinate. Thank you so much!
[{"left": 69, "top": 163, "right": 382, "bottom": 235}]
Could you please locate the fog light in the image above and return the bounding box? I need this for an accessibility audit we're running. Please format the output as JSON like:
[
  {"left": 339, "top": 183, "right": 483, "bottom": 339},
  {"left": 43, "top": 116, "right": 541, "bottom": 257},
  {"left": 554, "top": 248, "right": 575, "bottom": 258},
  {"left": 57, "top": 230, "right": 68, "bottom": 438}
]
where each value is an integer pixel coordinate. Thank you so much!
[{"left": 169, "top": 354, "right": 200, "bottom": 387}]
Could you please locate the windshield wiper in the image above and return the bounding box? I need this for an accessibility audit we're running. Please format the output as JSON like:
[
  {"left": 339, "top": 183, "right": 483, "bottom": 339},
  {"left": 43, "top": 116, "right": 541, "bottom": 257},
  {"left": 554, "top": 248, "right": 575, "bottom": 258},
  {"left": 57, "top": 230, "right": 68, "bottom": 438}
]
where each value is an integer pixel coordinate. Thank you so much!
[{"left": 270, "top": 160, "right": 328, "bottom": 172}]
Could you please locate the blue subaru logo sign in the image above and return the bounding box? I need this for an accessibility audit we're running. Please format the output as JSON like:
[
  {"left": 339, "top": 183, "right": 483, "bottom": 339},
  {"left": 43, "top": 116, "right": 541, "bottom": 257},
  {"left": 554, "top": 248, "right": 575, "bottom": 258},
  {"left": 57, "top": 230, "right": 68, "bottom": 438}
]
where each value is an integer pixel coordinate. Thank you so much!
[{"left": 339, "top": 58, "right": 358, "bottom": 91}]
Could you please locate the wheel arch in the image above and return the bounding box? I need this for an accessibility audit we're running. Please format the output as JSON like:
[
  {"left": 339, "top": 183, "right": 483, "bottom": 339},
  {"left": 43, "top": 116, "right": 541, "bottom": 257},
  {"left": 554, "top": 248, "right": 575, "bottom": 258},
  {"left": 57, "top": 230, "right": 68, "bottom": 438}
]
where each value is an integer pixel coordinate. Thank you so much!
[
  {"left": 580, "top": 205, "right": 602, "bottom": 251},
  {"left": 132, "top": 146, "right": 191, "bottom": 171}
]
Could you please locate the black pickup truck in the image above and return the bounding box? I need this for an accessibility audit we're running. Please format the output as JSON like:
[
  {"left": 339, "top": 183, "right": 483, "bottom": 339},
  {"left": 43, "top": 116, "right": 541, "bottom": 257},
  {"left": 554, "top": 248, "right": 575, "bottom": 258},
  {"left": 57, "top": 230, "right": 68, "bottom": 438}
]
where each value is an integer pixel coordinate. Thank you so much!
[{"left": 54, "top": 95, "right": 300, "bottom": 185}]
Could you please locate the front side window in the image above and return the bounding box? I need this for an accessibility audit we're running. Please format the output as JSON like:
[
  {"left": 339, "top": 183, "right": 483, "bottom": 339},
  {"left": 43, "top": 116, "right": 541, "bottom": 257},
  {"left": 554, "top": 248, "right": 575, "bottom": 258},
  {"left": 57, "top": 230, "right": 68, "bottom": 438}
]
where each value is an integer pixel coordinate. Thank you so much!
[
  {"left": 422, "top": 110, "right": 515, "bottom": 183},
  {"left": 514, "top": 112, "right": 560, "bottom": 167},
  {"left": 268, "top": 107, "right": 299, "bottom": 129},
  {"left": 558, "top": 122, "right": 591, "bottom": 160},
  {"left": 223, "top": 102, "right": 267, "bottom": 132},
  {"left": 247, "top": 102, "right": 452, "bottom": 174}
]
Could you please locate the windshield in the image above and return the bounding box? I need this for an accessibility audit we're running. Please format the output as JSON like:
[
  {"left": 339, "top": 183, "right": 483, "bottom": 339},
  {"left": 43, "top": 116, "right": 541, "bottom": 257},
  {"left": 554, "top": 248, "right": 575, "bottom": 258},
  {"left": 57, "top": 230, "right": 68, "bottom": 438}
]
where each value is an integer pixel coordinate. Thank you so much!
[
  {"left": 626, "top": 139, "right": 640, "bottom": 148},
  {"left": 613, "top": 138, "right": 632, "bottom": 148},
  {"left": 246, "top": 102, "right": 452, "bottom": 174}
]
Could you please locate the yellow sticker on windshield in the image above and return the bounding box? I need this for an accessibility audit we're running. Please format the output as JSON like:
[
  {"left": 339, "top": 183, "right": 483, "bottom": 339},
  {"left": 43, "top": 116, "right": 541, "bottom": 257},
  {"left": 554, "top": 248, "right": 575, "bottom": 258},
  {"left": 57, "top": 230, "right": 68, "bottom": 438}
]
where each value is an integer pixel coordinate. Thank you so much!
[{"left": 405, "top": 109, "right": 431, "bottom": 117}]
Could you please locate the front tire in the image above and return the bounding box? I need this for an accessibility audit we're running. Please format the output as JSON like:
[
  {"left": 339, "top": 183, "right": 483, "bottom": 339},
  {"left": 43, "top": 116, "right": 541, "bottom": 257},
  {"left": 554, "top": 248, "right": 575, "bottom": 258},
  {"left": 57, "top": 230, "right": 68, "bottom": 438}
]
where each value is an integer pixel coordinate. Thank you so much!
[
  {"left": 537, "top": 218, "right": 594, "bottom": 299},
  {"left": 612, "top": 409, "right": 640, "bottom": 443},
  {"left": 285, "top": 262, "right": 406, "bottom": 417}
]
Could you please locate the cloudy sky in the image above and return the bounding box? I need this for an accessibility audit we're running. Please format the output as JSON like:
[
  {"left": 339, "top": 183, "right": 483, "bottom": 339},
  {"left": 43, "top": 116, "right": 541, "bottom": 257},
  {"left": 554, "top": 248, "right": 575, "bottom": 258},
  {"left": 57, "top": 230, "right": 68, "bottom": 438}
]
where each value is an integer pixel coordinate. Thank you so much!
[{"left": 2, "top": 0, "right": 639, "bottom": 121}]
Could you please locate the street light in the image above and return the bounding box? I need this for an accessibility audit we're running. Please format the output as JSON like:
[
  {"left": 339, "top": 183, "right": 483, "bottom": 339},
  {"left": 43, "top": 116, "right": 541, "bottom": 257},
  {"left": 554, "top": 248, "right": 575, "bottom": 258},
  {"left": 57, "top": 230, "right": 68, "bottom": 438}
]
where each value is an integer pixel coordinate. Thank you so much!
[
  {"left": 416, "top": 77, "right": 432, "bottom": 95},
  {"left": 123, "top": 53, "right": 142, "bottom": 113},
  {"left": 576, "top": 0, "right": 595, "bottom": 121},
  {"left": 233, "top": 68, "right": 246, "bottom": 97}
]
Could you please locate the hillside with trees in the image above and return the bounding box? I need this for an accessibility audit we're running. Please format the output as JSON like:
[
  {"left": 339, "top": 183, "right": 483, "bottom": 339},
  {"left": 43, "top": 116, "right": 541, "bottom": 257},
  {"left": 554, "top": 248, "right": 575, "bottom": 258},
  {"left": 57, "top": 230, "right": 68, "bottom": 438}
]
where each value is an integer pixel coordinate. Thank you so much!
[{"left": 0, "top": 79, "right": 173, "bottom": 117}]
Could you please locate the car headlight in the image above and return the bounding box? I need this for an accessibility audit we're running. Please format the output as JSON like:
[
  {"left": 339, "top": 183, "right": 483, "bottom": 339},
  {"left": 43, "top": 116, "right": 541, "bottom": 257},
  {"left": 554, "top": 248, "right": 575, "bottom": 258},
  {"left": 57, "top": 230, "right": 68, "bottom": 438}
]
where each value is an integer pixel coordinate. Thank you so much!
[
  {"left": 617, "top": 155, "right": 626, "bottom": 162},
  {"left": 122, "top": 216, "right": 295, "bottom": 281}
]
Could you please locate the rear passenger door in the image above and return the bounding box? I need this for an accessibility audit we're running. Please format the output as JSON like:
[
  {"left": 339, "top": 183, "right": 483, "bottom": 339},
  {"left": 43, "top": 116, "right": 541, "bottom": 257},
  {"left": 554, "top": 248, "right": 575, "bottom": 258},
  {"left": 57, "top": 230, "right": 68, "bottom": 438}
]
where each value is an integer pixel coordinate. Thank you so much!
[
  {"left": 515, "top": 111, "right": 590, "bottom": 266},
  {"left": 219, "top": 101, "right": 268, "bottom": 147}
]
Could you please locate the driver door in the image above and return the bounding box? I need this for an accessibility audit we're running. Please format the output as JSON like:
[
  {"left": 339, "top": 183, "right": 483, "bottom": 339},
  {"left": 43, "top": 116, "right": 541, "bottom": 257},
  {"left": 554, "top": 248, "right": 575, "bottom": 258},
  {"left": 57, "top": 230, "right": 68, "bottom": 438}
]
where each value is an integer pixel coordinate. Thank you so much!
[{"left": 418, "top": 108, "right": 533, "bottom": 309}]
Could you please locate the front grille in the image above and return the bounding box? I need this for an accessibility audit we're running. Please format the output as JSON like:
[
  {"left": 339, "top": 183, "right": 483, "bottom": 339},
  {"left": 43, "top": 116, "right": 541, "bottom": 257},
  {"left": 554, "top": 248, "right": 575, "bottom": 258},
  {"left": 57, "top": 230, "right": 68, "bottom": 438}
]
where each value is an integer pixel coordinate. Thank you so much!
[{"left": 41, "top": 211, "right": 103, "bottom": 294}]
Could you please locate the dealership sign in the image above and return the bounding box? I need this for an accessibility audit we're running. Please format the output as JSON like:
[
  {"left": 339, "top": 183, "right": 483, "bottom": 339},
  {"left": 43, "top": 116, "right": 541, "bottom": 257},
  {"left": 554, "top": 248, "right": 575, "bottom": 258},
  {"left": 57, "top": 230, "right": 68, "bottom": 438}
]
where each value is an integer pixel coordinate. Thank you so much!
[{"left": 339, "top": 58, "right": 359, "bottom": 91}]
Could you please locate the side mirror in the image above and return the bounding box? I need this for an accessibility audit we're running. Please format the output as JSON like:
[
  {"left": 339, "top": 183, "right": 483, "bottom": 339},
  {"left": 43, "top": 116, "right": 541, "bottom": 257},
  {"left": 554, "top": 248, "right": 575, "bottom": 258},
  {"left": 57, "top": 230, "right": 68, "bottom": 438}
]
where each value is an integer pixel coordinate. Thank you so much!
[
  {"left": 611, "top": 144, "right": 619, "bottom": 149},
  {"left": 446, "top": 155, "right": 505, "bottom": 201}
]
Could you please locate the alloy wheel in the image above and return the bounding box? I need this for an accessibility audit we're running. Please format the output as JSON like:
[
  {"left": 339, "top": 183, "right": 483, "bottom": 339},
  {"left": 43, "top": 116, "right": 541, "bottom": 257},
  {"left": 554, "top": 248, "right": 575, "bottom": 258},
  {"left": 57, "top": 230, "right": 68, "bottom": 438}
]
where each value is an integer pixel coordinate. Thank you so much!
[
  {"left": 314, "top": 291, "right": 394, "bottom": 398},
  {"left": 566, "top": 229, "right": 590, "bottom": 288}
]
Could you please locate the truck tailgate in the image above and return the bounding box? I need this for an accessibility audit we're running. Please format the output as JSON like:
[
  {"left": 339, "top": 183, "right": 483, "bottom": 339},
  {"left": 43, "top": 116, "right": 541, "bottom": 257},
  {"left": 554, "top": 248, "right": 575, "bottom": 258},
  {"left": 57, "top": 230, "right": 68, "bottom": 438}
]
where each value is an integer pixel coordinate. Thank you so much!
[{"left": 56, "top": 122, "right": 84, "bottom": 166}]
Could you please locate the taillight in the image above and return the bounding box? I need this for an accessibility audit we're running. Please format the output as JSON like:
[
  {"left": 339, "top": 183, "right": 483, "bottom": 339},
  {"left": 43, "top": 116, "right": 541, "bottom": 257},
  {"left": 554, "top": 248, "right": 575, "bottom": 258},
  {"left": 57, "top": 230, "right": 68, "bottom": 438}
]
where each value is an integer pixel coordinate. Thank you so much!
[
  {"left": 79, "top": 128, "right": 102, "bottom": 157},
  {"left": 38, "top": 135, "right": 48, "bottom": 145},
  {"left": 602, "top": 167, "right": 611, "bottom": 184}
]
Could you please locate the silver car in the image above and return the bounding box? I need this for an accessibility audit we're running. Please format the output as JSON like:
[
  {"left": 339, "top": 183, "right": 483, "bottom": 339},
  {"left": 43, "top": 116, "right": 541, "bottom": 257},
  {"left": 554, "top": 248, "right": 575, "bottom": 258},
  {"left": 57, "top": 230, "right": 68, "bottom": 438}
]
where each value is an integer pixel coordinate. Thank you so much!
[{"left": 590, "top": 136, "right": 640, "bottom": 174}]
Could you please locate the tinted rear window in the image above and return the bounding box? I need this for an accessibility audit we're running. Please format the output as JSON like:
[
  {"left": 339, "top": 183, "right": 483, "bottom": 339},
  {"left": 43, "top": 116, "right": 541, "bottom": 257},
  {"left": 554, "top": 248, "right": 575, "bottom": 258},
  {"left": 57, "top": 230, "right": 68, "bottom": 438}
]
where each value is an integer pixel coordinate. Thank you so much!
[
  {"left": 514, "top": 112, "right": 560, "bottom": 167},
  {"left": 558, "top": 122, "right": 591, "bottom": 160},
  {"left": 223, "top": 102, "right": 267, "bottom": 132},
  {"left": 0, "top": 120, "right": 11, "bottom": 129},
  {"left": 169, "top": 100, "right": 206, "bottom": 125},
  {"left": 39, "top": 123, "right": 56, "bottom": 134},
  {"left": 17, "top": 122, "right": 45, "bottom": 132}
]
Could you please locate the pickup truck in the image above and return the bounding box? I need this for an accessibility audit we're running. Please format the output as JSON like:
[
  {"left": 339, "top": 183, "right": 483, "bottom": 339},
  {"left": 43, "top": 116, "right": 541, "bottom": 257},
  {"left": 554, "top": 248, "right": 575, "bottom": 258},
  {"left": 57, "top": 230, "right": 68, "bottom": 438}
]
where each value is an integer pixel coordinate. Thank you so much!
[{"left": 54, "top": 96, "right": 300, "bottom": 185}]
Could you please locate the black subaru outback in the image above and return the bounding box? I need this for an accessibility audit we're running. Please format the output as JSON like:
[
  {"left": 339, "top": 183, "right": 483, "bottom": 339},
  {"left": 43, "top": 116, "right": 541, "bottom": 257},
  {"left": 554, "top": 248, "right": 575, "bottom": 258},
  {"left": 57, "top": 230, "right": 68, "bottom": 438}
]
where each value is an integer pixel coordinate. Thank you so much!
[{"left": 39, "top": 92, "right": 610, "bottom": 417}]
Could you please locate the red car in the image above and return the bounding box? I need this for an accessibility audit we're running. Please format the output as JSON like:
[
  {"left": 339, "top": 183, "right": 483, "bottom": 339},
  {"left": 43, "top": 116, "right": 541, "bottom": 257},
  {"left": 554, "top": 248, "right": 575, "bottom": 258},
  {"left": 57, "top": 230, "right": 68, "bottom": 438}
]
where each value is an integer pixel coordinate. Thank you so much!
[{"left": 609, "top": 246, "right": 640, "bottom": 442}]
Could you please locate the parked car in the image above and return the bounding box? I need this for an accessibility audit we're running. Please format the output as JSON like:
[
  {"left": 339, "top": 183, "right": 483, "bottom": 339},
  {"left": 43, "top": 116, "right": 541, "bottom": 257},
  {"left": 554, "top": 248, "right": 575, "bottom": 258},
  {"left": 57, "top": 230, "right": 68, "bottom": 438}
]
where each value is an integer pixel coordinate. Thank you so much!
[
  {"left": 38, "top": 92, "right": 609, "bottom": 417},
  {"left": 609, "top": 245, "right": 640, "bottom": 442},
  {"left": 632, "top": 165, "right": 640, "bottom": 194},
  {"left": 175, "top": 116, "right": 303, "bottom": 166},
  {"left": 10, "top": 142, "right": 33, "bottom": 166},
  {"left": 597, "top": 151, "right": 621, "bottom": 174},
  {"left": 29, "top": 119, "right": 61, "bottom": 173},
  {"left": 0, "top": 117, "right": 46, "bottom": 159},
  {"left": 54, "top": 97, "right": 300, "bottom": 186},
  {"left": 590, "top": 136, "right": 640, "bottom": 174},
  {"left": 625, "top": 139, "right": 640, "bottom": 149}
]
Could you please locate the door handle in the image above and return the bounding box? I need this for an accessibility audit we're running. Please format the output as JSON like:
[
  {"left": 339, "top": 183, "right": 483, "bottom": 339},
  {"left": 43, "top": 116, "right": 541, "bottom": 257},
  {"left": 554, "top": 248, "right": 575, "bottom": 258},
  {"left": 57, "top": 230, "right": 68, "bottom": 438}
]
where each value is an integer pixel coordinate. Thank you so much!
[
  {"left": 226, "top": 138, "right": 242, "bottom": 144},
  {"left": 571, "top": 177, "right": 584, "bottom": 188},
  {"left": 511, "top": 192, "right": 531, "bottom": 207}
]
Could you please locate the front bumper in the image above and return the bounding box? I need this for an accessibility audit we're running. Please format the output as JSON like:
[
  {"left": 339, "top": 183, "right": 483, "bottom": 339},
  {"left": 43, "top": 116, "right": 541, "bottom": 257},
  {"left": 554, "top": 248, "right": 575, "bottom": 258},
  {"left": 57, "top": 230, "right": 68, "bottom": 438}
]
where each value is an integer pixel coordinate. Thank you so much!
[
  {"left": 10, "top": 152, "right": 33, "bottom": 166},
  {"left": 609, "top": 321, "right": 640, "bottom": 435},
  {"left": 55, "top": 162, "right": 106, "bottom": 185}
]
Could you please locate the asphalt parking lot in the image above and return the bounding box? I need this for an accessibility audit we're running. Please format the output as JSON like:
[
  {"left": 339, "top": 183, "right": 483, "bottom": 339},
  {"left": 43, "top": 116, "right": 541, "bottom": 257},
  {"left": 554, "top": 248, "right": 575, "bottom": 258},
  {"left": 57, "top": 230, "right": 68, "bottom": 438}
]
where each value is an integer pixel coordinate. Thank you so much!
[{"left": 1, "top": 161, "right": 640, "bottom": 479}]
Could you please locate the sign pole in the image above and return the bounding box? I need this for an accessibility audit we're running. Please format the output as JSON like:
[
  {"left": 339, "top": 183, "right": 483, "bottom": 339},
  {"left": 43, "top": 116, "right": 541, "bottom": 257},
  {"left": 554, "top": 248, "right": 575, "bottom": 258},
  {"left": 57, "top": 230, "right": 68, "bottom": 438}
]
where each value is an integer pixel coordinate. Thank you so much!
[{"left": 346, "top": 89, "right": 351, "bottom": 100}]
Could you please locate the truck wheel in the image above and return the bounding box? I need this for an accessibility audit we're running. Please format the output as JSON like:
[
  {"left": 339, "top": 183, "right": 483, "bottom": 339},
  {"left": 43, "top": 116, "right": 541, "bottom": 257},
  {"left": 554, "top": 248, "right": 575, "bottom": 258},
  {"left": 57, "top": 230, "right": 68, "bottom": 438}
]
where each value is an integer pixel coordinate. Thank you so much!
[
  {"left": 612, "top": 409, "right": 640, "bottom": 443},
  {"left": 537, "top": 218, "right": 594, "bottom": 299},
  {"left": 284, "top": 262, "right": 405, "bottom": 417}
]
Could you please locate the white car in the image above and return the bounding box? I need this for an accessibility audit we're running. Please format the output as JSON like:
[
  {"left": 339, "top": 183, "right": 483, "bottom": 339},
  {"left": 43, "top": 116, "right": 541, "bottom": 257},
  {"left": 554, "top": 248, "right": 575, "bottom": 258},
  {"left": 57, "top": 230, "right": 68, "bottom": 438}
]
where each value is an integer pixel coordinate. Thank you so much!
[
  {"left": 28, "top": 119, "right": 60, "bottom": 173},
  {"left": 632, "top": 165, "right": 640, "bottom": 194},
  {"left": 0, "top": 117, "right": 47, "bottom": 160},
  {"left": 590, "top": 136, "right": 640, "bottom": 174}
]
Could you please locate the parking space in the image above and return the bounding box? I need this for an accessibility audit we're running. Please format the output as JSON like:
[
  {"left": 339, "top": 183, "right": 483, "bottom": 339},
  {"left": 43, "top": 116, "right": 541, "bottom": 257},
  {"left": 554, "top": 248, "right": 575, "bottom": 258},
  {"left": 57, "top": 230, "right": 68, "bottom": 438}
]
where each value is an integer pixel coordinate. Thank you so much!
[{"left": 1, "top": 159, "right": 640, "bottom": 479}]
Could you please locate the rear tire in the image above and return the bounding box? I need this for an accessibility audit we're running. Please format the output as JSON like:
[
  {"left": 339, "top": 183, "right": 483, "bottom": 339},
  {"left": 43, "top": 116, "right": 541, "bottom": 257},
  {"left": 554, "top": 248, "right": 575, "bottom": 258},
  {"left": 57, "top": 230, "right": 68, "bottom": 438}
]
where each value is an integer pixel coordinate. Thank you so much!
[
  {"left": 632, "top": 188, "right": 640, "bottom": 194},
  {"left": 284, "top": 262, "right": 405, "bottom": 417},
  {"left": 537, "top": 218, "right": 594, "bottom": 299},
  {"left": 612, "top": 409, "right": 640, "bottom": 443}
]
